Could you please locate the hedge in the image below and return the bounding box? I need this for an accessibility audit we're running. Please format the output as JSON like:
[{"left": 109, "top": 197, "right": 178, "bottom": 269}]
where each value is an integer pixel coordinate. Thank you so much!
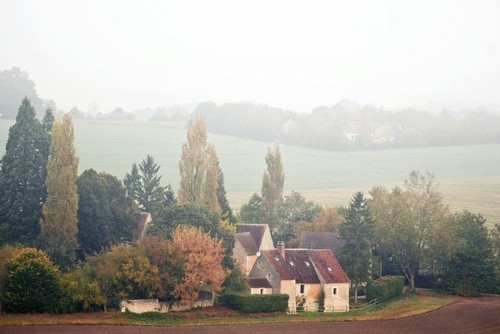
[
  {"left": 219, "top": 293, "right": 288, "bottom": 313},
  {"left": 366, "top": 275, "right": 405, "bottom": 303}
]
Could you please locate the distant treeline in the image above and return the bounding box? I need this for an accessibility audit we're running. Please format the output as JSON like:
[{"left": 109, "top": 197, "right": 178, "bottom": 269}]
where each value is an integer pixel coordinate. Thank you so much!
[{"left": 189, "top": 101, "right": 500, "bottom": 151}]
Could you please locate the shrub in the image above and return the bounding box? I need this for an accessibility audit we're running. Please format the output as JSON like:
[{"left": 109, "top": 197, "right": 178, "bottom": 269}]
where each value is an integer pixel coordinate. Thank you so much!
[
  {"left": 219, "top": 293, "right": 288, "bottom": 313},
  {"left": 4, "top": 248, "right": 60, "bottom": 313},
  {"left": 366, "top": 275, "right": 405, "bottom": 303},
  {"left": 58, "top": 263, "right": 105, "bottom": 313}
]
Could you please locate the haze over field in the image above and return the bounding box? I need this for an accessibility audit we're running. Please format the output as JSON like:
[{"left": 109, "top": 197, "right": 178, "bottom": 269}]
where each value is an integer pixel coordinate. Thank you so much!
[{"left": 1, "top": 1, "right": 499, "bottom": 114}]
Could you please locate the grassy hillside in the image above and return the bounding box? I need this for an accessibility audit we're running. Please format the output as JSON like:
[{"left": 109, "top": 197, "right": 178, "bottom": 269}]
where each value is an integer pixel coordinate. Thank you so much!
[{"left": 1, "top": 119, "right": 499, "bottom": 227}]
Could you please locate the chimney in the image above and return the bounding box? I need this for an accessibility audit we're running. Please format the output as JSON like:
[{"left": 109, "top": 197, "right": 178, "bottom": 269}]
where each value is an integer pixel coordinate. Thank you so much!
[{"left": 277, "top": 241, "right": 285, "bottom": 260}]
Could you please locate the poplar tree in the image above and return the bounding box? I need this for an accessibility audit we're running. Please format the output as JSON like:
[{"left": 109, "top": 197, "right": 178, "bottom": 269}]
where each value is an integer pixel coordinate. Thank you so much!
[
  {"left": 261, "top": 144, "right": 285, "bottom": 220},
  {"left": 0, "top": 98, "right": 51, "bottom": 246},
  {"left": 178, "top": 115, "right": 220, "bottom": 214},
  {"left": 37, "top": 114, "right": 79, "bottom": 270}
]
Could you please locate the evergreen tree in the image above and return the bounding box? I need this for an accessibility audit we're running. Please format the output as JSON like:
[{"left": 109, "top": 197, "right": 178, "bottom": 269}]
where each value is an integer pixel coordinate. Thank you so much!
[
  {"left": 0, "top": 98, "right": 51, "bottom": 246},
  {"left": 137, "top": 155, "right": 161, "bottom": 212},
  {"left": 216, "top": 160, "right": 235, "bottom": 224},
  {"left": 339, "top": 192, "right": 374, "bottom": 303},
  {"left": 261, "top": 144, "right": 285, "bottom": 221},
  {"left": 178, "top": 115, "right": 220, "bottom": 214},
  {"left": 124, "top": 155, "right": 173, "bottom": 215},
  {"left": 37, "top": 114, "right": 79, "bottom": 270},
  {"left": 124, "top": 163, "right": 141, "bottom": 200},
  {"left": 238, "top": 193, "right": 262, "bottom": 224}
]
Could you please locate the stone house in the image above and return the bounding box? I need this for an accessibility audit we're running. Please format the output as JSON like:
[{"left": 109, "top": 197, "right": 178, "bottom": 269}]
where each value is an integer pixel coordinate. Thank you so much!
[
  {"left": 233, "top": 224, "right": 275, "bottom": 275},
  {"left": 248, "top": 242, "right": 350, "bottom": 312}
]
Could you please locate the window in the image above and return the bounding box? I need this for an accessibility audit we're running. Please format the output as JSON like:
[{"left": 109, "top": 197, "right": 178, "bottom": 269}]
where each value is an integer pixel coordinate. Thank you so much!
[
  {"left": 300, "top": 284, "right": 305, "bottom": 295},
  {"left": 260, "top": 289, "right": 264, "bottom": 294},
  {"left": 304, "top": 261, "right": 310, "bottom": 266},
  {"left": 333, "top": 287, "right": 337, "bottom": 295}
]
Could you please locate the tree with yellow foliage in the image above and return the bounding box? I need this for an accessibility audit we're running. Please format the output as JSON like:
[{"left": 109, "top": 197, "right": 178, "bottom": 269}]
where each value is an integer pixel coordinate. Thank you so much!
[
  {"left": 178, "top": 115, "right": 220, "bottom": 214},
  {"left": 37, "top": 114, "right": 79, "bottom": 270}
]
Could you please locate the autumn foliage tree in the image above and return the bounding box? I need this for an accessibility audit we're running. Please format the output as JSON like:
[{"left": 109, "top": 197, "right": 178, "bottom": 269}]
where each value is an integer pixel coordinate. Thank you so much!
[
  {"left": 170, "top": 226, "right": 225, "bottom": 302},
  {"left": 178, "top": 115, "right": 220, "bottom": 214},
  {"left": 37, "top": 113, "right": 79, "bottom": 270}
]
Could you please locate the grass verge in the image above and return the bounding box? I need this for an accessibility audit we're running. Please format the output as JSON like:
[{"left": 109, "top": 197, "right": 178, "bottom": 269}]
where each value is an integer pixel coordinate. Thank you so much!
[{"left": 0, "top": 293, "right": 458, "bottom": 326}]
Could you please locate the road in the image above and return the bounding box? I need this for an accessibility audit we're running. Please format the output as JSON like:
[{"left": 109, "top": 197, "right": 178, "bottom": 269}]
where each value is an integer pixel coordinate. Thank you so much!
[{"left": 1, "top": 298, "right": 499, "bottom": 334}]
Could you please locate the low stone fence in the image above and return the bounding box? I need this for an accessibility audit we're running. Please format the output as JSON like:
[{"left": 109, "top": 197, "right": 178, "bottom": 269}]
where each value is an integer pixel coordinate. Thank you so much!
[{"left": 120, "top": 291, "right": 214, "bottom": 313}]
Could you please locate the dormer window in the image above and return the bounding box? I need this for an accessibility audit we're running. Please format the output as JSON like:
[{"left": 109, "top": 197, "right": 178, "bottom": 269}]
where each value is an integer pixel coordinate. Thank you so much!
[
  {"left": 304, "top": 261, "right": 310, "bottom": 266},
  {"left": 274, "top": 257, "right": 280, "bottom": 261},
  {"left": 290, "top": 261, "right": 294, "bottom": 266},
  {"left": 327, "top": 267, "right": 332, "bottom": 272}
]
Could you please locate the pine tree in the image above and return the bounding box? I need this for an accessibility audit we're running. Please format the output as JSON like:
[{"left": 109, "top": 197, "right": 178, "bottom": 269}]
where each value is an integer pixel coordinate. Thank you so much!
[
  {"left": 339, "top": 192, "right": 374, "bottom": 303},
  {"left": 261, "top": 144, "right": 285, "bottom": 221},
  {"left": 124, "top": 155, "right": 172, "bottom": 215},
  {"left": 37, "top": 114, "right": 79, "bottom": 270},
  {"left": 0, "top": 98, "right": 51, "bottom": 246},
  {"left": 178, "top": 115, "right": 220, "bottom": 214}
]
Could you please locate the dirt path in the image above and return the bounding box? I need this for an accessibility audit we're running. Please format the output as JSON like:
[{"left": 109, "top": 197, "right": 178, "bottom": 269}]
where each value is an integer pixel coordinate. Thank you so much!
[{"left": 1, "top": 299, "right": 499, "bottom": 334}]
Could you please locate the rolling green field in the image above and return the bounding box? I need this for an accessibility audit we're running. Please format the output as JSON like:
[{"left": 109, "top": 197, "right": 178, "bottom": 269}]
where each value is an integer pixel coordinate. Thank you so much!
[{"left": 1, "top": 119, "right": 499, "bottom": 227}]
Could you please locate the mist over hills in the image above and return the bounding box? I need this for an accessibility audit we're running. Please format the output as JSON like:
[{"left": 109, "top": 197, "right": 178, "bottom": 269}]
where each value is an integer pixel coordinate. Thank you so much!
[{"left": 1, "top": 66, "right": 500, "bottom": 152}]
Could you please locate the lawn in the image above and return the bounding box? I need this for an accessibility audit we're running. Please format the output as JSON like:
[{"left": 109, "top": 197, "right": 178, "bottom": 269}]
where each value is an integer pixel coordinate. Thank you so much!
[{"left": 0, "top": 293, "right": 457, "bottom": 326}]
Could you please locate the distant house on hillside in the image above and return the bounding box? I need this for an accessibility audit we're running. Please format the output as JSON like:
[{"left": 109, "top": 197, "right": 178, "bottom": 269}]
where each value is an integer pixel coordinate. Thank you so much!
[
  {"left": 233, "top": 224, "right": 275, "bottom": 275},
  {"left": 299, "top": 232, "right": 346, "bottom": 258},
  {"left": 248, "top": 242, "right": 350, "bottom": 312},
  {"left": 344, "top": 121, "right": 400, "bottom": 143}
]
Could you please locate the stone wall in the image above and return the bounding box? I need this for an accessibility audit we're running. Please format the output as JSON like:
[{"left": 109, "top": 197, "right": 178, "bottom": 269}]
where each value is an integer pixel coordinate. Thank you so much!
[{"left": 120, "top": 291, "right": 214, "bottom": 313}]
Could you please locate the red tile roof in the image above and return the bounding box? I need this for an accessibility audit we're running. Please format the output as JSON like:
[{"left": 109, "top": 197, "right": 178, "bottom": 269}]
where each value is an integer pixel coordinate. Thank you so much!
[
  {"left": 262, "top": 250, "right": 295, "bottom": 280},
  {"left": 259, "top": 248, "right": 350, "bottom": 285},
  {"left": 308, "top": 249, "right": 350, "bottom": 284},
  {"left": 286, "top": 250, "right": 321, "bottom": 284}
]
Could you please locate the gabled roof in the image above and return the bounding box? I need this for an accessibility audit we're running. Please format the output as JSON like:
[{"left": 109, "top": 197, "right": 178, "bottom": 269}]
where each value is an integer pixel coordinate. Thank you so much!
[
  {"left": 259, "top": 249, "right": 350, "bottom": 285},
  {"left": 262, "top": 250, "right": 295, "bottom": 280},
  {"left": 286, "top": 250, "right": 321, "bottom": 284},
  {"left": 299, "top": 232, "right": 346, "bottom": 257},
  {"left": 308, "top": 249, "right": 350, "bottom": 284},
  {"left": 236, "top": 232, "right": 259, "bottom": 255},
  {"left": 237, "top": 224, "right": 267, "bottom": 249},
  {"left": 247, "top": 277, "right": 273, "bottom": 289},
  {"left": 132, "top": 212, "right": 151, "bottom": 239}
]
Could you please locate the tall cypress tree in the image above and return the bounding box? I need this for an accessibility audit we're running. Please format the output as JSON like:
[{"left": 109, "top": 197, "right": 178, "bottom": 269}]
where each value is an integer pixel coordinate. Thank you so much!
[
  {"left": 0, "top": 98, "right": 51, "bottom": 246},
  {"left": 37, "top": 114, "right": 79, "bottom": 270}
]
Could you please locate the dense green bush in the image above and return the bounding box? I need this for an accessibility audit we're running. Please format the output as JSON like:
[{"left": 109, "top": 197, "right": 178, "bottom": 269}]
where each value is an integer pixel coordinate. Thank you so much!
[
  {"left": 366, "top": 275, "right": 405, "bottom": 303},
  {"left": 219, "top": 293, "right": 288, "bottom": 313},
  {"left": 4, "top": 248, "right": 60, "bottom": 313}
]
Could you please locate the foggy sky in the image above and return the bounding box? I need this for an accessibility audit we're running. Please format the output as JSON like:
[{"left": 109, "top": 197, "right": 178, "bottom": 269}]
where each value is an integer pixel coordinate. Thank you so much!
[{"left": 1, "top": 0, "right": 499, "bottom": 114}]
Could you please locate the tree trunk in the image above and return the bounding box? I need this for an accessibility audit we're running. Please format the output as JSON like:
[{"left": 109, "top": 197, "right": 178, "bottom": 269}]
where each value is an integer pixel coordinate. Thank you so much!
[
  {"left": 409, "top": 274, "right": 415, "bottom": 290},
  {"left": 354, "top": 287, "right": 358, "bottom": 303}
]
